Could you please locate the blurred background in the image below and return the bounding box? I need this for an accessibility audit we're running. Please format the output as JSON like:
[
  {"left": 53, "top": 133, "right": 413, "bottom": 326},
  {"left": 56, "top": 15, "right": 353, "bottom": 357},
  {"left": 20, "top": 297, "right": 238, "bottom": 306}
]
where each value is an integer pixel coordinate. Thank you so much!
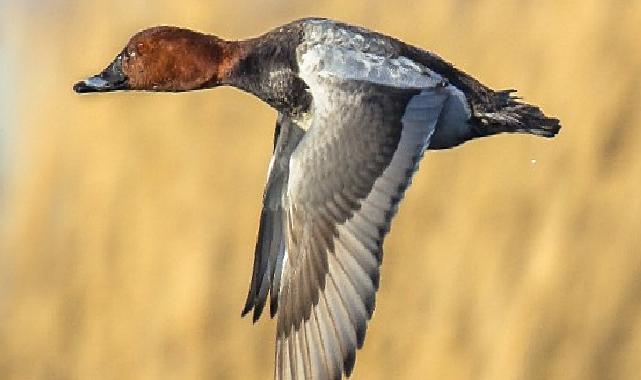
[{"left": 1, "top": 1, "right": 640, "bottom": 379}]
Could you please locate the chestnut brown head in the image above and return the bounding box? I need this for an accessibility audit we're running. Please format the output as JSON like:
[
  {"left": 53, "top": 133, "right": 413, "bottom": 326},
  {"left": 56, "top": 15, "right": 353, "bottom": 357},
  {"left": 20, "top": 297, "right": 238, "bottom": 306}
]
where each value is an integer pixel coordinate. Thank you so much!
[{"left": 74, "top": 26, "right": 234, "bottom": 93}]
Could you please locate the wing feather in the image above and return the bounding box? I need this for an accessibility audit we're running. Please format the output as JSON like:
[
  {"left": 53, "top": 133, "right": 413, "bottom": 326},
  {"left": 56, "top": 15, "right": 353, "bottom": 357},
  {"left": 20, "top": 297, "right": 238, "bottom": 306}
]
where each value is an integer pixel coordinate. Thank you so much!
[
  {"left": 242, "top": 114, "right": 305, "bottom": 321},
  {"left": 273, "top": 75, "right": 448, "bottom": 378}
]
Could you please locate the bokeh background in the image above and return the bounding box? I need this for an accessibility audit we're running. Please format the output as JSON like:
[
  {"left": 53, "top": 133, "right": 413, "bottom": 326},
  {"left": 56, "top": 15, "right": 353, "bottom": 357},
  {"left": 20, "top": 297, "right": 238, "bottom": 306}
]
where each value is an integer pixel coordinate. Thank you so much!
[{"left": 1, "top": 1, "right": 640, "bottom": 379}]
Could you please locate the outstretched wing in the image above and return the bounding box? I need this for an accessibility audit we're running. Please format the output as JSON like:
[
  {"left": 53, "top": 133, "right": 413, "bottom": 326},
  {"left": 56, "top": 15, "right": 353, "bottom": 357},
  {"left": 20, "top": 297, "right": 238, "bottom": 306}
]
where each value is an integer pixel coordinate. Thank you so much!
[
  {"left": 274, "top": 73, "right": 449, "bottom": 379},
  {"left": 242, "top": 114, "right": 305, "bottom": 322}
]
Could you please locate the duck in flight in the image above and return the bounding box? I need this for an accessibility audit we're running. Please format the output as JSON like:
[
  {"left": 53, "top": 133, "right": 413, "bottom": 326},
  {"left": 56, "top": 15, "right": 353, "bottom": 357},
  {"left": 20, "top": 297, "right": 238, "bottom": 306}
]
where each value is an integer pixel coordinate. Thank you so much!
[{"left": 74, "top": 17, "right": 560, "bottom": 380}]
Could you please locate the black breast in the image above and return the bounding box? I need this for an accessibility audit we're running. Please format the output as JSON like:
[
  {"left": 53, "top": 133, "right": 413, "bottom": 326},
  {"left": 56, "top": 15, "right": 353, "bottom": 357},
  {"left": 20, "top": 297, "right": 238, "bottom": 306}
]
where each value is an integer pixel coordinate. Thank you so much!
[{"left": 227, "top": 24, "right": 312, "bottom": 116}]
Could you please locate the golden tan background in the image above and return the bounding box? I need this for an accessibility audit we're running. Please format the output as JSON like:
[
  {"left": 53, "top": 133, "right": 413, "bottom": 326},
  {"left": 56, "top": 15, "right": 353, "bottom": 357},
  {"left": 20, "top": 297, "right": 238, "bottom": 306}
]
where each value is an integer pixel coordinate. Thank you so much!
[{"left": 1, "top": 1, "right": 640, "bottom": 379}]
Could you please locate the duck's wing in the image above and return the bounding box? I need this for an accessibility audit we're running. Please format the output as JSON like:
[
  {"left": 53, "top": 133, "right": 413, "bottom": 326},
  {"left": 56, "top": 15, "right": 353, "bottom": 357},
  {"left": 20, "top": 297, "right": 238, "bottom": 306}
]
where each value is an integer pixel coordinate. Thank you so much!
[
  {"left": 242, "top": 113, "right": 305, "bottom": 322},
  {"left": 274, "top": 59, "right": 449, "bottom": 378}
]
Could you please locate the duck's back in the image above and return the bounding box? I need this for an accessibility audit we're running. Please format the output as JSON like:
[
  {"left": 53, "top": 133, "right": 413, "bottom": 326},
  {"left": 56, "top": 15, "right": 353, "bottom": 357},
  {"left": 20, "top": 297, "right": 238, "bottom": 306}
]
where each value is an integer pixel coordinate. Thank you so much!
[{"left": 280, "top": 18, "right": 559, "bottom": 149}]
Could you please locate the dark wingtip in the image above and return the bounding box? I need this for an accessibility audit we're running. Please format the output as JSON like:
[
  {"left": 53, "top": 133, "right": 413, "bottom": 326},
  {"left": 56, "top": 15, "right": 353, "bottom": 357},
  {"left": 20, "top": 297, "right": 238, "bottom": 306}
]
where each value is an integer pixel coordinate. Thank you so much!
[
  {"left": 355, "top": 321, "right": 367, "bottom": 349},
  {"left": 241, "top": 301, "right": 253, "bottom": 318},
  {"left": 269, "top": 296, "right": 279, "bottom": 318},
  {"left": 344, "top": 348, "right": 356, "bottom": 377},
  {"left": 252, "top": 302, "right": 265, "bottom": 323}
]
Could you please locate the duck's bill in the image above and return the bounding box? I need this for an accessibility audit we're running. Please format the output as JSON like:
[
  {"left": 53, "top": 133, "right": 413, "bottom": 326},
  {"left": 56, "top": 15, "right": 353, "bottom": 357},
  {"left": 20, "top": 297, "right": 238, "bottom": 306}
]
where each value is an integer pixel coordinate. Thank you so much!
[
  {"left": 73, "top": 53, "right": 129, "bottom": 93},
  {"left": 73, "top": 75, "right": 129, "bottom": 93}
]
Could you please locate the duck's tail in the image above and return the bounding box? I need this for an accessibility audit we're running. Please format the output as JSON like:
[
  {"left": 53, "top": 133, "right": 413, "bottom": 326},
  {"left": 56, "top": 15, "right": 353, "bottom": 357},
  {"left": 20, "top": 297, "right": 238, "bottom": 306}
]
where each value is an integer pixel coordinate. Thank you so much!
[
  {"left": 427, "top": 89, "right": 560, "bottom": 150},
  {"left": 473, "top": 90, "right": 561, "bottom": 138}
]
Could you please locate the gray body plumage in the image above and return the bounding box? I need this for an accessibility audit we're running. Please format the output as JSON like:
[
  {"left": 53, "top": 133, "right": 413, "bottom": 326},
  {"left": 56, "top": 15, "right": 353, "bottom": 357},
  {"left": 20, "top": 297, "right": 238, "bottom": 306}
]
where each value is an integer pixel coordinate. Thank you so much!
[{"left": 236, "top": 18, "right": 560, "bottom": 380}]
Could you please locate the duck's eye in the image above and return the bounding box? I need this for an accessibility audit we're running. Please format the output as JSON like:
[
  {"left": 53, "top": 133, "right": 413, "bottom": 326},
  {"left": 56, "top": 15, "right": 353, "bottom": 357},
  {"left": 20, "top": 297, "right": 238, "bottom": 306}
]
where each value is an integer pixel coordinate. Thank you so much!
[{"left": 136, "top": 42, "right": 148, "bottom": 54}]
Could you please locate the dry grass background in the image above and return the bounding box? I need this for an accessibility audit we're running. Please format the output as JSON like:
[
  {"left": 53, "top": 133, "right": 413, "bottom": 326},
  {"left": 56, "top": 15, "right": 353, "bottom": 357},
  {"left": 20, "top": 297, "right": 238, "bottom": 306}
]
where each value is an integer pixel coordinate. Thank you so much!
[{"left": 1, "top": 0, "right": 640, "bottom": 379}]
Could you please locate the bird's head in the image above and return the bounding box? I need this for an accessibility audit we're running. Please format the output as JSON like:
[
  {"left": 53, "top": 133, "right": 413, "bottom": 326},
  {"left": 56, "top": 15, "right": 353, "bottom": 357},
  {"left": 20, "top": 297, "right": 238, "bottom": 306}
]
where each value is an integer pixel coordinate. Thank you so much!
[{"left": 73, "top": 26, "right": 237, "bottom": 93}]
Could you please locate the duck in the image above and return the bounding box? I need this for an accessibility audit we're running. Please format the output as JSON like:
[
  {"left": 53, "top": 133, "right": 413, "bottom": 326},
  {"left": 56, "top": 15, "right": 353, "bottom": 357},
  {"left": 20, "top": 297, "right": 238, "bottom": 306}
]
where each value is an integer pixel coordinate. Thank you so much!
[{"left": 74, "top": 17, "right": 560, "bottom": 380}]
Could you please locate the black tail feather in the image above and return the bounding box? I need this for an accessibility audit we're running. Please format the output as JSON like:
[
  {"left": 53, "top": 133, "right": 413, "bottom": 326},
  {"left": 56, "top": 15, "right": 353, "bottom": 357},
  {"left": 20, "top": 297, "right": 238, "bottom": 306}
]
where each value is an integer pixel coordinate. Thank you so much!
[{"left": 475, "top": 90, "right": 561, "bottom": 138}]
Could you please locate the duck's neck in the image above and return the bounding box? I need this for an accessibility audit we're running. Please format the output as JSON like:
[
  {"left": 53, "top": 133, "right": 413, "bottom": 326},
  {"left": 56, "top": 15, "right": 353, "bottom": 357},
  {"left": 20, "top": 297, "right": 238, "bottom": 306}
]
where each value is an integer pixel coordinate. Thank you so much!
[{"left": 220, "top": 35, "right": 311, "bottom": 115}]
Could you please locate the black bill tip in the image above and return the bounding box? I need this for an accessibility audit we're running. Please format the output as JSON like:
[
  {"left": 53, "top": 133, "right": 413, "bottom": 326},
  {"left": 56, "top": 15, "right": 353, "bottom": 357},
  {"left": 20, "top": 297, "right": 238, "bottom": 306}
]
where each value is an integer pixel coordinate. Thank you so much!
[
  {"left": 73, "top": 81, "right": 87, "bottom": 93},
  {"left": 73, "top": 78, "right": 100, "bottom": 93}
]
